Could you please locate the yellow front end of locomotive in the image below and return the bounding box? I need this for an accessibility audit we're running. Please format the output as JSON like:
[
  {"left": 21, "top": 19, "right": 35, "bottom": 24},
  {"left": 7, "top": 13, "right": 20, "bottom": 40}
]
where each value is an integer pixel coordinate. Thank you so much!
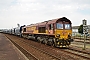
[{"left": 55, "top": 29, "right": 72, "bottom": 40}]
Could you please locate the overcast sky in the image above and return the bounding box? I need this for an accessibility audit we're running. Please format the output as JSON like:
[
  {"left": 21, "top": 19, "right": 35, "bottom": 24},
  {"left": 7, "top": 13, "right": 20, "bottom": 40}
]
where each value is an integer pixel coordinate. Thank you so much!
[{"left": 0, "top": 0, "right": 90, "bottom": 29}]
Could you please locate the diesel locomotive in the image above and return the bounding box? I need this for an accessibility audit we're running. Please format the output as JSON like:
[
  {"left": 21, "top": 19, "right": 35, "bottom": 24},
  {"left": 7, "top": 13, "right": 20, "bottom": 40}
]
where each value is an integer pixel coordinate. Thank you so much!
[{"left": 22, "top": 17, "right": 73, "bottom": 47}]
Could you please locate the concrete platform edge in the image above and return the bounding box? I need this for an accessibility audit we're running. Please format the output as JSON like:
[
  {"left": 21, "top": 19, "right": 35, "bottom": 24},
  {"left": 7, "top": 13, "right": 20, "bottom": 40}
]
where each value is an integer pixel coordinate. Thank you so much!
[{"left": 5, "top": 35, "right": 29, "bottom": 60}]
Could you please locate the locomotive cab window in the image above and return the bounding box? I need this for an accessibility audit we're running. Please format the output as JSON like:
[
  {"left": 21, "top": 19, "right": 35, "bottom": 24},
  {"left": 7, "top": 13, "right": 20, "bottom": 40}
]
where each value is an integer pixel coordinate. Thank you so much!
[
  {"left": 23, "top": 28, "right": 26, "bottom": 32},
  {"left": 56, "top": 23, "right": 63, "bottom": 29},
  {"left": 65, "top": 24, "right": 71, "bottom": 29}
]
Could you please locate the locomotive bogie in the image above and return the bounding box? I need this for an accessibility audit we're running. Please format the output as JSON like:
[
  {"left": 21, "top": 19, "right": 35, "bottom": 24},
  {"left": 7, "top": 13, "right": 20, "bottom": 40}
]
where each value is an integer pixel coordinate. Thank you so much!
[{"left": 55, "top": 39, "right": 71, "bottom": 47}]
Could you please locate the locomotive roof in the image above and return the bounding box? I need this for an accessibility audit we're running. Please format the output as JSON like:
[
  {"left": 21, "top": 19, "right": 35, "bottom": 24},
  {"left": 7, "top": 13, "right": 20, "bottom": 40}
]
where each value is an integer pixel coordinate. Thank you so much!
[
  {"left": 38, "top": 21, "right": 47, "bottom": 26},
  {"left": 47, "top": 17, "right": 71, "bottom": 24},
  {"left": 24, "top": 17, "right": 71, "bottom": 28},
  {"left": 36, "top": 17, "right": 71, "bottom": 26},
  {"left": 26, "top": 23, "right": 38, "bottom": 27}
]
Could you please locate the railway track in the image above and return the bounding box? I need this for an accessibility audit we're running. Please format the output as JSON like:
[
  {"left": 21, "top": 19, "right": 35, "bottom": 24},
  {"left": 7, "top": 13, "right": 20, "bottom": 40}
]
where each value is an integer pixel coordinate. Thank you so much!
[
  {"left": 74, "top": 40, "right": 90, "bottom": 44},
  {"left": 41, "top": 45, "right": 90, "bottom": 60},
  {"left": 69, "top": 46, "right": 90, "bottom": 54},
  {"left": 61, "top": 48, "right": 90, "bottom": 60},
  {"left": 5, "top": 34, "right": 61, "bottom": 60},
  {"left": 6, "top": 35, "right": 38, "bottom": 60},
  {"left": 71, "top": 39, "right": 90, "bottom": 49},
  {"left": 21, "top": 40, "right": 61, "bottom": 60},
  {"left": 5, "top": 34, "right": 90, "bottom": 60}
]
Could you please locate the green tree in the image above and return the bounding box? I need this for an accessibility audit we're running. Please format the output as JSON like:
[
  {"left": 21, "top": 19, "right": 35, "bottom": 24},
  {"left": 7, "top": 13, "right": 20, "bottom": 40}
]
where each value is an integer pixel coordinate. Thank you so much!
[{"left": 78, "top": 25, "right": 83, "bottom": 34}]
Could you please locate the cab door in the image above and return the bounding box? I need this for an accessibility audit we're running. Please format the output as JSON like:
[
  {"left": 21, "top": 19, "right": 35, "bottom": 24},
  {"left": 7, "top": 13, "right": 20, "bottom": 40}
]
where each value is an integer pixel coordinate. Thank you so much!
[{"left": 48, "top": 24, "right": 54, "bottom": 34}]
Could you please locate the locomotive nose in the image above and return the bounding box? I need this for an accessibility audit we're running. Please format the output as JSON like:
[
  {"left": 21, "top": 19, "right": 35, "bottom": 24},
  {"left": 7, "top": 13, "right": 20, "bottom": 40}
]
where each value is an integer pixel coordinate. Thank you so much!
[
  {"left": 61, "top": 31, "right": 68, "bottom": 39},
  {"left": 55, "top": 30, "right": 72, "bottom": 40}
]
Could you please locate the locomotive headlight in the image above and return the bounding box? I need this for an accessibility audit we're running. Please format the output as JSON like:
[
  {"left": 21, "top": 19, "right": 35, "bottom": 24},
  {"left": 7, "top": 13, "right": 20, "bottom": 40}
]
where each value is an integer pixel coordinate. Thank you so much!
[{"left": 56, "top": 34, "right": 60, "bottom": 37}]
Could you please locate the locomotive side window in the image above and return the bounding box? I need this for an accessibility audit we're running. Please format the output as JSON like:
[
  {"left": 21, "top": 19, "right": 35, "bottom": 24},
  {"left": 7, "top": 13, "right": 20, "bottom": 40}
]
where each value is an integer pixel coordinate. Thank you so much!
[
  {"left": 38, "top": 27, "right": 46, "bottom": 33},
  {"left": 56, "top": 23, "right": 63, "bottom": 29},
  {"left": 65, "top": 24, "right": 71, "bottom": 29},
  {"left": 49, "top": 24, "right": 53, "bottom": 30}
]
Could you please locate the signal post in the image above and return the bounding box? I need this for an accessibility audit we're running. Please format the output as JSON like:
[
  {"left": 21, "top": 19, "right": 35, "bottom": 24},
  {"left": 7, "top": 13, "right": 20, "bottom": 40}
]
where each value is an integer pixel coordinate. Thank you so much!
[{"left": 83, "top": 19, "right": 87, "bottom": 50}]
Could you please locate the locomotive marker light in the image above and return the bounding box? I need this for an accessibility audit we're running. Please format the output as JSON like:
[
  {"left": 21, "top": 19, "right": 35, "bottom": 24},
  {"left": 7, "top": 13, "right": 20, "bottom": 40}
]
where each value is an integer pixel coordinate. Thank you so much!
[{"left": 83, "top": 19, "right": 87, "bottom": 50}]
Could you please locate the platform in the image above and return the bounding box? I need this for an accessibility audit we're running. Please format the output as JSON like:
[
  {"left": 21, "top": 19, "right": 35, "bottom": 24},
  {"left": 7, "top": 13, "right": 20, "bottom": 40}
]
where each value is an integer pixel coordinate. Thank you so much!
[{"left": 0, "top": 33, "right": 28, "bottom": 60}]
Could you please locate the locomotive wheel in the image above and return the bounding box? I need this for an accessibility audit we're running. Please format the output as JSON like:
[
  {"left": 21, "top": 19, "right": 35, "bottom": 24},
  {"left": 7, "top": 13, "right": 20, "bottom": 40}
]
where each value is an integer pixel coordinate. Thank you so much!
[
  {"left": 49, "top": 41, "right": 54, "bottom": 46},
  {"left": 44, "top": 39, "right": 48, "bottom": 45},
  {"left": 37, "top": 37, "right": 41, "bottom": 43},
  {"left": 52, "top": 43, "right": 55, "bottom": 47},
  {"left": 53, "top": 38, "right": 57, "bottom": 47},
  {"left": 67, "top": 41, "right": 71, "bottom": 45},
  {"left": 54, "top": 42, "right": 58, "bottom": 47}
]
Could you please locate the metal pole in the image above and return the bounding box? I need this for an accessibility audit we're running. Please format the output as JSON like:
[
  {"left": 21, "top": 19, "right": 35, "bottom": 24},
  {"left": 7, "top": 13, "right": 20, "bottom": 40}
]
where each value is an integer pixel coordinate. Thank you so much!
[
  {"left": 83, "top": 33, "right": 86, "bottom": 50},
  {"left": 83, "top": 19, "right": 87, "bottom": 50}
]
